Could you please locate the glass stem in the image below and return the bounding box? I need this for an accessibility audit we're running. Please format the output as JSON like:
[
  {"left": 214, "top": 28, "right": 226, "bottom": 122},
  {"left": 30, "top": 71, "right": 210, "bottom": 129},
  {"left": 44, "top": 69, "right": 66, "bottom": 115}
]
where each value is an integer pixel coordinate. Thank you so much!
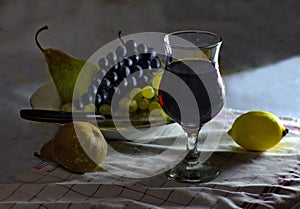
[{"left": 184, "top": 128, "right": 201, "bottom": 166}]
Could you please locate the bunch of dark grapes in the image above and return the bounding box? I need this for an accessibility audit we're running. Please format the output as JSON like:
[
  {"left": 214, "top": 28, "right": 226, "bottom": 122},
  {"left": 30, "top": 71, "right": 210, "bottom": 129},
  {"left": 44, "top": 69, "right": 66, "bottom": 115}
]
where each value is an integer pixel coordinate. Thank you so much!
[{"left": 73, "top": 39, "right": 161, "bottom": 114}]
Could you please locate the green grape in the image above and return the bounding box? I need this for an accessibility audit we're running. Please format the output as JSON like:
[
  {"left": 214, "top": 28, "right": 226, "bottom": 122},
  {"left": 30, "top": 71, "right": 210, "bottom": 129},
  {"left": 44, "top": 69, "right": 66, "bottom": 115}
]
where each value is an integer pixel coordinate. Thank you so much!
[
  {"left": 162, "top": 109, "right": 172, "bottom": 121},
  {"left": 129, "top": 99, "right": 138, "bottom": 113},
  {"left": 149, "top": 109, "right": 164, "bottom": 120},
  {"left": 129, "top": 88, "right": 143, "bottom": 100},
  {"left": 148, "top": 101, "right": 172, "bottom": 121},
  {"left": 148, "top": 100, "right": 161, "bottom": 112},
  {"left": 137, "top": 98, "right": 150, "bottom": 110},
  {"left": 99, "top": 104, "right": 112, "bottom": 115},
  {"left": 84, "top": 103, "right": 96, "bottom": 112},
  {"left": 152, "top": 95, "right": 159, "bottom": 102},
  {"left": 141, "top": 86, "right": 155, "bottom": 99},
  {"left": 119, "top": 97, "right": 131, "bottom": 110},
  {"left": 138, "top": 110, "right": 149, "bottom": 117},
  {"left": 61, "top": 102, "right": 73, "bottom": 112},
  {"left": 151, "top": 70, "right": 163, "bottom": 95}
]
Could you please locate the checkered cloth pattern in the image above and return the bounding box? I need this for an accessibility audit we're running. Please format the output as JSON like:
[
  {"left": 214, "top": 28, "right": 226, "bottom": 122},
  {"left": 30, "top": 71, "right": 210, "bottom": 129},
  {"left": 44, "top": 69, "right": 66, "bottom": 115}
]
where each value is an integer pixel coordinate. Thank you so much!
[{"left": 1, "top": 109, "right": 300, "bottom": 209}]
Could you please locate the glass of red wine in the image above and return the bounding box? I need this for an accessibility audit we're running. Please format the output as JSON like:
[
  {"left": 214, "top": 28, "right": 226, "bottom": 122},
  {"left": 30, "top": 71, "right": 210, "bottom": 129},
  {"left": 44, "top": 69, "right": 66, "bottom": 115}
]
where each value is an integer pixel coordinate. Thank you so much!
[{"left": 159, "top": 30, "right": 225, "bottom": 182}]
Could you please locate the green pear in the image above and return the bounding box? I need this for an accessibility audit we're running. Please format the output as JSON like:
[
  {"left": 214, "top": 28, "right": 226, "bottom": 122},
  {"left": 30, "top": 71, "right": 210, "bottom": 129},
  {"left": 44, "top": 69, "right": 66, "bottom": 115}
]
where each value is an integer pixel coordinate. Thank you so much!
[
  {"left": 40, "top": 139, "right": 59, "bottom": 164},
  {"left": 40, "top": 121, "right": 108, "bottom": 173},
  {"left": 35, "top": 25, "right": 98, "bottom": 104}
]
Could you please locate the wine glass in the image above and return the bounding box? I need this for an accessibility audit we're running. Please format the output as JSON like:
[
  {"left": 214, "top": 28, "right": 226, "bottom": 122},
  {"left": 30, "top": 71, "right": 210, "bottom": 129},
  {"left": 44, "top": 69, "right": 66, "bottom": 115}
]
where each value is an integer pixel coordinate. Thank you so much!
[{"left": 159, "top": 30, "right": 225, "bottom": 182}]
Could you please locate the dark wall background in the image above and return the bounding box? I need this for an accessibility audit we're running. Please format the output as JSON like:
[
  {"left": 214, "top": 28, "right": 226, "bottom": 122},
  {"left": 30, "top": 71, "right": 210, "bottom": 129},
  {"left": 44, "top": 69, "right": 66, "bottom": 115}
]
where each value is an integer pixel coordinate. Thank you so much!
[{"left": 1, "top": 0, "right": 300, "bottom": 76}]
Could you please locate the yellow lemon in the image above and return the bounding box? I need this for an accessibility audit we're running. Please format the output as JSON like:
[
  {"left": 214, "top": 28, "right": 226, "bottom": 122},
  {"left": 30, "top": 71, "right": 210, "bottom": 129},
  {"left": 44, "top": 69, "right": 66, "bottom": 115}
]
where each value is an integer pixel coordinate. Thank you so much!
[{"left": 227, "top": 110, "right": 288, "bottom": 151}]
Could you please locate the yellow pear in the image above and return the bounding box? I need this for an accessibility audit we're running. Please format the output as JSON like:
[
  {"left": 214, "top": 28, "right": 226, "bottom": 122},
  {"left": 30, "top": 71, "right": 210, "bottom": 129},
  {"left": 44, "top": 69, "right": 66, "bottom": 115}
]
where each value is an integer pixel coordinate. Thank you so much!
[
  {"left": 40, "top": 121, "right": 108, "bottom": 173},
  {"left": 35, "top": 25, "right": 97, "bottom": 104},
  {"left": 40, "top": 139, "right": 59, "bottom": 164}
]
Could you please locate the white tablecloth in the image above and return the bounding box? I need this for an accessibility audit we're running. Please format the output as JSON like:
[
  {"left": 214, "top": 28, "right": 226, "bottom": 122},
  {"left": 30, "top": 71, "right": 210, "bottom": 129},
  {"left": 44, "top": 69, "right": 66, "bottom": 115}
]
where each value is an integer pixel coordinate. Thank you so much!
[{"left": 1, "top": 108, "right": 300, "bottom": 209}]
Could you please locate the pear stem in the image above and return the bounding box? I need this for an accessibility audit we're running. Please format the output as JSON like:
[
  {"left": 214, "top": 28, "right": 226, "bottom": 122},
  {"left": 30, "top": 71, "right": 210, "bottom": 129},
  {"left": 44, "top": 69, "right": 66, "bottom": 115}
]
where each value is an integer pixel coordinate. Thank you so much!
[
  {"left": 118, "top": 30, "right": 125, "bottom": 46},
  {"left": 35, "top": 25, "right": 50, "bottom": 51},
  {"left": 33, "top": 152, "right": 41, "bottom": 159}
]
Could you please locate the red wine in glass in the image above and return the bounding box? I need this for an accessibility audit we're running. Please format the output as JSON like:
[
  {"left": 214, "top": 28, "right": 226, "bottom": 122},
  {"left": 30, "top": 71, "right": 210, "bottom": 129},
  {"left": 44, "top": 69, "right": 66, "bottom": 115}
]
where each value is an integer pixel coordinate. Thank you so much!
[
  {"left": 159, "top": 58, "right": 225, "bottom": 130},
  {"left": 160, "top": 30, "right": 224, "bottom": 182}
]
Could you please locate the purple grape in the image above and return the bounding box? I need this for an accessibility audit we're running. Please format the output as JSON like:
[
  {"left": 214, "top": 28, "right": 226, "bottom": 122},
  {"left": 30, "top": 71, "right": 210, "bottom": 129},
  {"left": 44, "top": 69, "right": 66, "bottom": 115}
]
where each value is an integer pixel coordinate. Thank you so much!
[
  {"left": 137, "top": 43, "right": 148, "bottom": 54},
  {"left": 73, "top": 98, "right": 84, "bottom": 110},
  {"left": 92, "top": 77, "right": 102, "bottom": 87},
  {"left": 81, "top": 93, "right": 93, "bottom": 105},
  {"left": 121, "top": 57, "right": 133, "bottom": 67},
  {"left": 128, "top": 76, "right": 137, "bottom": 88},
  {"left": 121, "top": 78, "right": 129, "bottom": 88},
  {"left": 113, "top": 85, "right": 121, "bottom": 97},
  {"left": 141, "top": 75, "right": 149, "bottom": 84},
  {"left": 105, "top": 99, "right": 112, "bottom": 105},
  {"left": 138, "top": 60, "right": 151, "bottom": 69},
  {"left": 106, "top": 52, "right": 117, "bottom": 65},
  {"left": 107, "top": 71, "right": 118, "bottom": 83},
  {"left": 147, "top": 47, "right": 157, "bottom": 59},
  {"left": 150, "top": 57, "right": 161, "bottom": 68},
  {"left": 93, "top": 41, "right": 161, "bottom": 113},
  {"left": 97, "top": 89, "right": 109, "bottom": 102},
  {"left": 135, "top": 69, "right": 144, "bottom": 78},
  {"left": 116, "top": 45, "right": 127, "bottom": 58},
  {"left": 96, "top": 69, "right": 107, "bottom": 78},
  {"left": 95, "top": 94, "right": 102, "bottom": 107},
  {"left": 107, "top": 85, "right": 119, "bottom": 97},
  {"left": 125, "top": 40, "right": 137, "bottom": 53},
  {"left": 120, "top": 66, "right": 131, "bottom": 78},
  {"left": 130, "top": 64, "right": 142, "bottom": 74},
  {"left": 131, "top": 53, "right": 141, "bottom": 64},
  {"left": 99, "top": 57, "right": 108, "bottom": 69},
  {"left": 88, "top": 85, "right": 98, "bottom": 95},
  {"left": 111, "top": 63, "right": 119, "bottom": 71},
  {"left": 100, "top": 78, "right": 111, "bottom": 89}
]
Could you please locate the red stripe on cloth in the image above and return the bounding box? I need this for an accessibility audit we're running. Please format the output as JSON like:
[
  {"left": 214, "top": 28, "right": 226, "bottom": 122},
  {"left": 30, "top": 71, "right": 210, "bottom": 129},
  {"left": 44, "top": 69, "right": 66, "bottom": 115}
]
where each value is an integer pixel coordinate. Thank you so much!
[
  {"left": 157, "top": 189, "right": 175, "bottom": 206},
  {"left": 159, "top": 180, "right": 167, "bottom": 188},
  {"left": 122, "top": 200, "right": 132, "bottom": 209},
  {"left": 115, "top": 185, "right": 126, "bottom": 197},
  {"left": 0, "top": 183, "right": 23, "bottom": 201},
  {"left": 55, "top": 184, "right": 76, "bottom": 201},
  {"left": 183, "top": 193, "right": 199, "bottom": 208},
  {"left": 9, "top": 203, "right": 16, "bottom": 209},
  {"left": 209, "top": 186, "right": 242, "bottom": 209},
  {"left": 117, "top": 185, "right": 186, "bottom": 206},
  {"left": 13, "top": 169, "right": 70, "bottom": 183},
  {"left": 138, "top": 188, "right": 149, "bottom": 201},
  {"left": 216, "top": 153, "right": 236, "bottom": 168},
  {"left": 92, "top": 204, "right": 104, "bottom": 209},
  {"left": 57, "top": 184, "right": 116, "bottom": 200},
  {"left": 84, "top": 184, "right": 102, "bottom": 201},
  {"left": 37, "top": 204, "right": 50, "bottom": 209},
  {"left": 28, "top": 184, "right": 48, "bottom": 201},
  {"left": 241, "top": 162, "right": 300, "bottom": 209},
  {"left": 12, "top": 174, "right": 45, "bottom": 184},
  {"left": 107, "top": 174, "right": 124, "bottom": 183},
  {"left": 66, "top": 202, "right": 72, "bottom": 209},
  {"left": 33, "top": 162, "right": 48, "bottom": 170}
]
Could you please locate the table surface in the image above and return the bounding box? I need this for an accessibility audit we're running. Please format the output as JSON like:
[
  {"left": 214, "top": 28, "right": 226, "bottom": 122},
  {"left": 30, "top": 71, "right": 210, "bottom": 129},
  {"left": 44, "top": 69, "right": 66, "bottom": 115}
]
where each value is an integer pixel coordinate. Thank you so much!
[
  {"left": 1, "top": 1, "right": 300, "bottom": 208},
  {"left": 1, "top": 108, "right": 300, "bottom": 209}
]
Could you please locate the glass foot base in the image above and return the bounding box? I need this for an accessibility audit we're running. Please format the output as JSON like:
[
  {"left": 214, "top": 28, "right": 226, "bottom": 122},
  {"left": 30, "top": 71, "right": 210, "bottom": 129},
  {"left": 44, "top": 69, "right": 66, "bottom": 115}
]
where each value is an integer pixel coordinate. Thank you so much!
[{"left": 166, "top": 161, "right": 220, "bottom": 183}]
